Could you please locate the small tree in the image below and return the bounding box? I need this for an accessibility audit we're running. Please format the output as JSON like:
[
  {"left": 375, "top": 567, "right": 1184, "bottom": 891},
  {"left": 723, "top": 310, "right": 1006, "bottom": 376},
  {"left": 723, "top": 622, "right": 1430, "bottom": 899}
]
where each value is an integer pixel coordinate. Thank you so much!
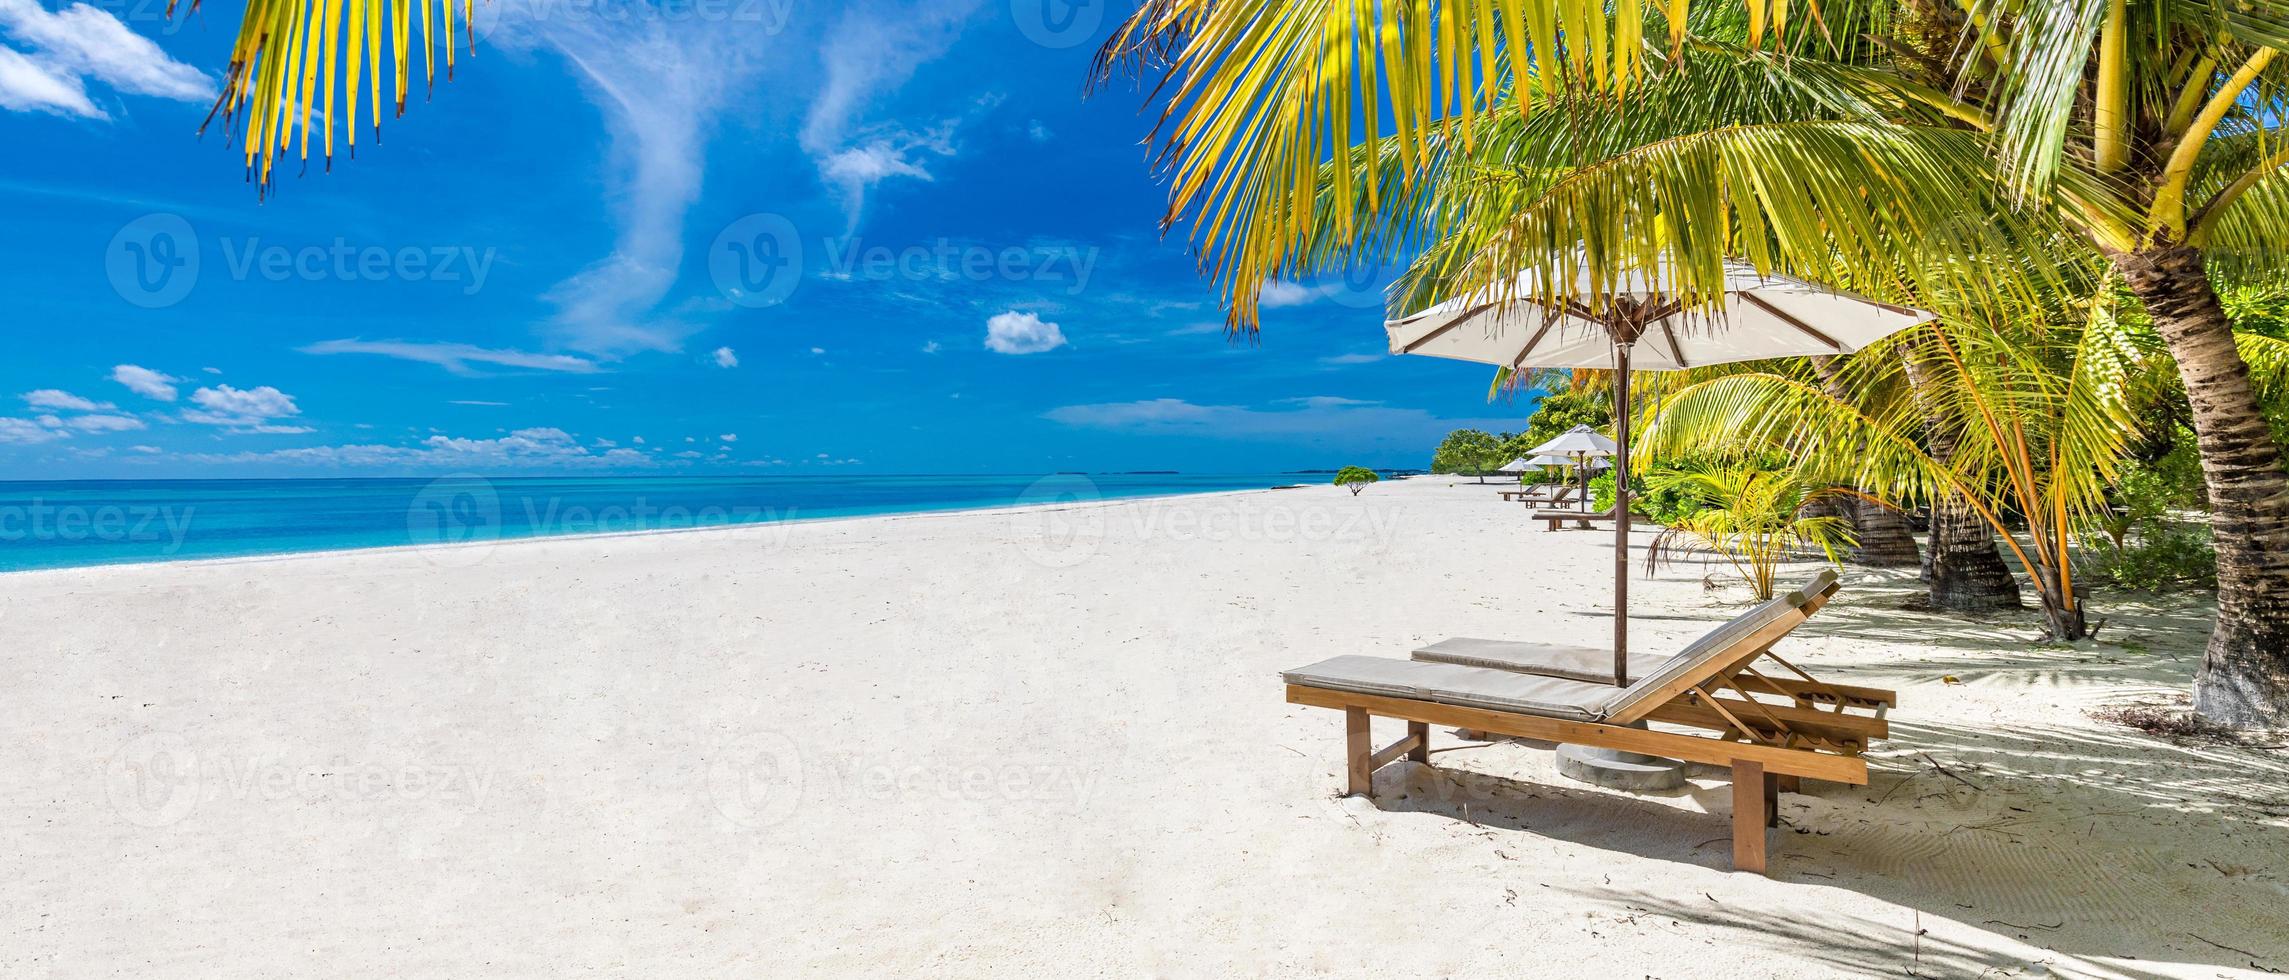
[
  {"left": 1430, "top": 429, "right": 1502, "bottom": 483},
  {"left": 1643, "top": 467, "right": 1856, "bottom": 602},
  {"left": 1333, "top": 466, "right": 1380, "bottom": 495}
]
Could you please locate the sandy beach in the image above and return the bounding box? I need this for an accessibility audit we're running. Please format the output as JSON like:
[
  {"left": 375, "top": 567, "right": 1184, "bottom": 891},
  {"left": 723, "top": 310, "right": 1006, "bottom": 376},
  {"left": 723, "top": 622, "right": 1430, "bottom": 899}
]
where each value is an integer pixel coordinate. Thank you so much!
[{"left": 4, "top": 476, "right": 2283, "bottom": 977}]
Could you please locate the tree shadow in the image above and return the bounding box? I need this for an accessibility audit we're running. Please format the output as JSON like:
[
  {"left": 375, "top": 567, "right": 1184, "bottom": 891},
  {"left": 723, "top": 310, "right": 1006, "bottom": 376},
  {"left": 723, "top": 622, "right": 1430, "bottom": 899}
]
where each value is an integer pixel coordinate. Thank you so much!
[{"left": 1357, "top": 708, "right": 2289, "bottom": 976}]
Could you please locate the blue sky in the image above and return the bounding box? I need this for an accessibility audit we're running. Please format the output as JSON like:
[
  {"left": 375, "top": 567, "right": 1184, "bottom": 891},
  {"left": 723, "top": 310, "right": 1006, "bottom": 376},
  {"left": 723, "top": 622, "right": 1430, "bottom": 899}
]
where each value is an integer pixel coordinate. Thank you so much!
[{"left": 0, "top": 0, "right": 1532, "bottom": 478}]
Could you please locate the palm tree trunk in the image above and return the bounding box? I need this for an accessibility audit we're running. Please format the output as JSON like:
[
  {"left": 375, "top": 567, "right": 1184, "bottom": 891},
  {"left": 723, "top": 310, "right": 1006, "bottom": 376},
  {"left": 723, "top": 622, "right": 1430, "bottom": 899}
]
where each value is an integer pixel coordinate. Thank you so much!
[
  {"left": 1923, "top": 502, "right": 2025, "bottom": 611},
  {"left": 2115, "top": 245, "right": 2289, "bottom": 727},
  {"left": 1846, "top": 500, "right": 1924, "bottom": 567},
  {"left": 1899, "top": 352, "right": 2023, "bottom": 611},
  {"left": 1808, "top": 355, "right": 1924, "bottom": 567}
]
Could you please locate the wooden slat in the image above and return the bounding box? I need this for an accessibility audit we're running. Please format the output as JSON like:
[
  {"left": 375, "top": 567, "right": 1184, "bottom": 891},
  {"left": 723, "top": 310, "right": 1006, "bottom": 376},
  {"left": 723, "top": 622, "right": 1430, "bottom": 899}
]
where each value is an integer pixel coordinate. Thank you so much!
[
  {"left": 1604, "top": 584, "right": 1836, "bottom": 725},
  {"left": 1752, "top": 676, "right": 1896, "bottom": 709},
  {"left": 1643, "top": 696, "right": 1886, "bottom": 745},
  {"left": 1286, "top": 685, "right": 1869, "bottom": 783}
]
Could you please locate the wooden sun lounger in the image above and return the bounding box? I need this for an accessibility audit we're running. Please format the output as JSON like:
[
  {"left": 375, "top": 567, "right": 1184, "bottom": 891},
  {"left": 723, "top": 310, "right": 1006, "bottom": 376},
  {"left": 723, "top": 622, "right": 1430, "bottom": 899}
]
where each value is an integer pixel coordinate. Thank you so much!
[
  {"left": 1502, "top": 485, "right": 1579, "bottom": 506},
  {"left": 1280, "top": 571, "right": 1893, "bottom": 874},
  {"left": 1533, "top": 503, "right": 1613, "bottom": 530}
]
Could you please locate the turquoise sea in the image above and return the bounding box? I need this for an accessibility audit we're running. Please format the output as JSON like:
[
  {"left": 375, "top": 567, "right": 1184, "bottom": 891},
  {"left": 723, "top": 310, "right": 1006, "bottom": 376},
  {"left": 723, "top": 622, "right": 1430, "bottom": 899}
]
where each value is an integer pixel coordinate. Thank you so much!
[{"left": 0, "top": 473, "right": 1305, "bottom": 573}]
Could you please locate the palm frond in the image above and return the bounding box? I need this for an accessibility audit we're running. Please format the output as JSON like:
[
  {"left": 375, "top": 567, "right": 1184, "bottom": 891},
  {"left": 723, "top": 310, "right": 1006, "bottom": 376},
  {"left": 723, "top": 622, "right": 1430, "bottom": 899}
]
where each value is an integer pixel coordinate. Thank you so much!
[{"left": 198, "top": 0, "right": 473, "bottom": 193}]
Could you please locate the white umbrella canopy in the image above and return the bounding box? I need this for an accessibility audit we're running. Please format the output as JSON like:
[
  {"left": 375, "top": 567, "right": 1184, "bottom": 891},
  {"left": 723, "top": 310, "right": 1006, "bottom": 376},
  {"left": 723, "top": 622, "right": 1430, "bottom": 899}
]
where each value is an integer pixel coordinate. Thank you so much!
[
  {"left": 1387, "top": 259, "right": 1933, "bottom": 370},
  {"left": 1523, "top": 453, "right": 1583, "bottom": 468},
  {"left": 1387, "top": 256, "right": 1936, "bottom": 684},
  {"left": 1496, "top": 457, "right": 1535, "bottom": 473},
  {"left": 1529, "top": 424, "right": 1617, "bottom": 458}
]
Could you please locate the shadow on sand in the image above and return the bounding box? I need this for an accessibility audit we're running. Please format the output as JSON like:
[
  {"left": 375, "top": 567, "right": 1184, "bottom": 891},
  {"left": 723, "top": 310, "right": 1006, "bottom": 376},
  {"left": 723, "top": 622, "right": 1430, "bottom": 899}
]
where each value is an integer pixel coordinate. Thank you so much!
[{"left": 1355, "top": 644, "right": 2289, "bottom": 976}]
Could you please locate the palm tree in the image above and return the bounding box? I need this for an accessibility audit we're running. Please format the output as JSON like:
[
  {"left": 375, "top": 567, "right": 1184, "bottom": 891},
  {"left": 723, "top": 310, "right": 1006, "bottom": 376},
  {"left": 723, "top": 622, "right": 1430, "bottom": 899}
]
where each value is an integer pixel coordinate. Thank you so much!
[
  {"left": 1100, "top": 2, "right": 2289, "bottom": 725},
  {"left": 1644, "top": 300, "right": 2145, "bottom": 641}
]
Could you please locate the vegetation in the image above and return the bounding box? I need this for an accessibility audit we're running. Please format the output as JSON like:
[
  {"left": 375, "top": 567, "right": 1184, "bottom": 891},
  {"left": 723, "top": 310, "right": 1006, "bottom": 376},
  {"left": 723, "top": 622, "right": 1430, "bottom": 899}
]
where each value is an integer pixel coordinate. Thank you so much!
[
  {"left": 1100, "top": 2, "right": 2289, "bottom": 727},
  {"left": 1642, "top": 467, "right": 1857, "bottom": 602},
  {"left": 1430, "top": 429, "right": 1504, "bottom": 482},
  {"left": 1333, "top": 467, "right": 1381, "bottom": 495}
]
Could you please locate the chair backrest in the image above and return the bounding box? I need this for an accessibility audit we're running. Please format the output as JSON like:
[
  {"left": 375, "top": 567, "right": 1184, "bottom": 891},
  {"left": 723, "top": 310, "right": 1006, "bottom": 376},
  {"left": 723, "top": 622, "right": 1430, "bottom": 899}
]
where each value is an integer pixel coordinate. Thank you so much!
[{"left": 1598, "top": 569, "right": 1840, "bottom": 722}]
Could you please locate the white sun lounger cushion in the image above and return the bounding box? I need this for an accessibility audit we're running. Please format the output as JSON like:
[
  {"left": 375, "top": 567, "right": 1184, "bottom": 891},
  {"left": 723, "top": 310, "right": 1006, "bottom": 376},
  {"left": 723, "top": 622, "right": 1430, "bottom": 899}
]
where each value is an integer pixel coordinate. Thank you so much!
[
  {"left": 1412, "top": 638, "right": 1669, "bottom": 686},
  {"left": 1281, "top": 655, "right": 1615, "bottom": 722}
]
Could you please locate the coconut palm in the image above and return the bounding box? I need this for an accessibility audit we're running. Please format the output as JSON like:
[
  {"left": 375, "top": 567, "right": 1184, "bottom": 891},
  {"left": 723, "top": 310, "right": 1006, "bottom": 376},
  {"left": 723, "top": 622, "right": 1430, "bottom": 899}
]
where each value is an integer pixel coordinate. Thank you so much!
[
  {"left": 1101, "top": 1, "right": 2289, "bottom": 725},
  {"left": 1643, "top": 298, "right": 2147, "bottom": 641}
]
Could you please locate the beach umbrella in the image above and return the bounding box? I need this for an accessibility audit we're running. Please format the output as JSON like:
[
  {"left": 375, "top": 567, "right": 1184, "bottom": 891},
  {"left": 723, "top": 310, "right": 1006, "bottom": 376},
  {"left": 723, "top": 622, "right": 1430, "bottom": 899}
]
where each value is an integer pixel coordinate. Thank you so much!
[
  {"left": 1496, "top": 457, "right": 1535, "bottom": 474},
  {"left": 1386, "top": 258, "right": 1934, "bottom": 684},
  {"left": 1530, "top": 424, "right": 1619, "bottom": 513}
]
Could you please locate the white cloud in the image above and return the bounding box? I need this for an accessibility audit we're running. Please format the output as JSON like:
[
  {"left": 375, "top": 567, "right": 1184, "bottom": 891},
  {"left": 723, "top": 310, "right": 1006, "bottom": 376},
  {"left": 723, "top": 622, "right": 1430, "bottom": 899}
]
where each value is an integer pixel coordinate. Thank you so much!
[
  {"left": 173, "top": 427, "right": 656, "bottom": 470},
  {"left": 719, "top": 433, "right": 738, "bottom": 443},
  {"left": 984, "top": 310, "right": 1066, "bottom": 355},
  {"left": 129, "top": 444, "right": 161, "bottom": 454},
  {"left": 0, "top": 45, "right": 93, "bottom": 116},
  {"left": 0, "top": 416, "right": 65, "bottom": 444},
  {"left": 449, "top": 400, "right": 509, "bottom": 407},
  {"left": 183, "top": 384, "right": 304, "bottom": 432},
  {"left": 62, "top": 413, "right": 144, "bottom": 432},
  {"left": 632, "top": 435, "right": 647, "bottom": 445},
  {"left": 921, "top": 340, "right": 941, "bottom": 354},
  {"left": 300, "top": 339, "right": 600, "bottom": 375},
  {"left": 674, "top": 450, "right": 704, "bottom": 459},
  {"left": 1320, "top": 352, "right": 1383, "bottom": 366},
  {"left": 111, "top": 364, "right": 180, "bottom": 401},
  {"left": 0, "top": 0, "right": 214, "bottom": 119},
  {"left": 22, "top": 389, "right": 111, "bottom": 412},
  {"left": 712, "top": 346, "right": 739, "bottom": 368},
  {"left": 1258, "top": 280, "right": 1319, "bottom": 309},
  {"left": 512, "top": 9, "right": 767, "bottom": 357},
  {"left": 801, "top": 2, "right": 981, "bottom": 226},
  {"left": 1026, "top": 119, "right": 1051, "bottom": 142},
  {"left": 808, "top": 346, "right": 825, "bottom": 355}
]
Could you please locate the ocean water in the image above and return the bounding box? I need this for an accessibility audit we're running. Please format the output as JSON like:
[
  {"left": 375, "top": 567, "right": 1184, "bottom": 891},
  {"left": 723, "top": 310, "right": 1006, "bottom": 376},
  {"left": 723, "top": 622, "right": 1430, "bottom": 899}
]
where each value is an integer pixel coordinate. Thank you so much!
[{"left": 0, "top": 473, "right": 1305, "bottom": 573}]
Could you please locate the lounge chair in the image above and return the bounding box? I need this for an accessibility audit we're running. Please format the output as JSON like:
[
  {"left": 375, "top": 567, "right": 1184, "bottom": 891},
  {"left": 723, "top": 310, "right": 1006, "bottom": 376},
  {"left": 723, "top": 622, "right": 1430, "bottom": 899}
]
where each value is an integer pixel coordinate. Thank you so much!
[
  {"left": 1502, "top": 484, "right": 1577, "bottom": 506},
  {"left": 1533, "top": 502, "right": 1614, "bottom": 530},
  {"left": 1279, "top": 571, "right": 1892, "bottom": 874}
]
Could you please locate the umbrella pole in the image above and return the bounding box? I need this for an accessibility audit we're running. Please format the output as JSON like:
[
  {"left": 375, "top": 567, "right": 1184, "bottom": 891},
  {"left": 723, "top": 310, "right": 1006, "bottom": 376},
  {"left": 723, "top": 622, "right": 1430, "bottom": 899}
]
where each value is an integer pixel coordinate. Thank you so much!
[{"left": 1613, "top": 342, "right": 1633, "bottom": 686}]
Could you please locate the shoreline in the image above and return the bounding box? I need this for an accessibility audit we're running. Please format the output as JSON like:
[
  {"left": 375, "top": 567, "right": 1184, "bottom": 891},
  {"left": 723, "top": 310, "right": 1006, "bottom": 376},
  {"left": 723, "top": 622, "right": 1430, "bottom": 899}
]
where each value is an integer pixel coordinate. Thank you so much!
[{"left": 0, "top": 480, "right": 1312, "bottom": 580}]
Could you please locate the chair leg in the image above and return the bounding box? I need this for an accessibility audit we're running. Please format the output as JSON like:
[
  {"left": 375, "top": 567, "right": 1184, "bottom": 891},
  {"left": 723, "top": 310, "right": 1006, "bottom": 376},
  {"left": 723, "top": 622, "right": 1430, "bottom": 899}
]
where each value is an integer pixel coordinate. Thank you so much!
[
  {"left": 1774, "top": 774, "right": 1802, "bottom": 795},
  {"left": 1731, "top": 759, "right": 1769, "bottom": 874},
  {"left": 1345, "top": 708, "right": 1373, "bottom": 796},
  {"left": 1406, "top": 720, "right": 1431, "bottom": 763}
]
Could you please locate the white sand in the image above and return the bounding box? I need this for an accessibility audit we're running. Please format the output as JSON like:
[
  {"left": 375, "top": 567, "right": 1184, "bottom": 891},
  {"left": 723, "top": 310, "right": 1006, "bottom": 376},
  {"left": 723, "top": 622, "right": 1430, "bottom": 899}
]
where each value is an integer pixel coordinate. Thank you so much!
[{"left": 3, "top": 477, "right": 2284, "bottom": 977}]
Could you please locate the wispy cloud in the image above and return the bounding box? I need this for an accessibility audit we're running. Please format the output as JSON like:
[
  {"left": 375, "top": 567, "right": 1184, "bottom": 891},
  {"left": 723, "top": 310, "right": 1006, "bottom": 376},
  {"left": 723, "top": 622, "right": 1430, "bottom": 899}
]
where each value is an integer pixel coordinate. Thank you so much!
[
  {"left": 492, "top": 2, "right": 770, "bottom": 357},
  {"left": 174, "top": 427, "right": 653, "bottom": 470},
  {"left": 22, "top": 388, "right": 112, "bottom": 412},
  {"left": 801, "top": 1, "right": 983, "bottom": 227},
  {"left": 300, "top": 339, "right": 601, "bottom": 375},
  {"left": 110, "top": 364, "right": 180, "bottom": 401},
  {"left": 0, "top": 0, "right": 213, "bottom": 119}
]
